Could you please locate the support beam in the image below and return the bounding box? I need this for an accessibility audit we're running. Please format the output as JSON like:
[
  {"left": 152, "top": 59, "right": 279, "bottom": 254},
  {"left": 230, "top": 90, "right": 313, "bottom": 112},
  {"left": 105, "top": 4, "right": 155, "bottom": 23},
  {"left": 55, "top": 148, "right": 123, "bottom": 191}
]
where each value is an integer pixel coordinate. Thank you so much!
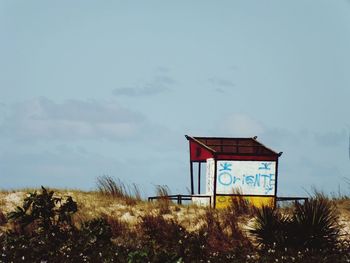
[
  {"left": 213, "top": 159, "right": 217, "bottom": 208},
  {"left": 190, "top": 161, "right": 194, "bottom": 195},
  {"left": 198, "top": 162, "right": 201, "bottom": 194}
]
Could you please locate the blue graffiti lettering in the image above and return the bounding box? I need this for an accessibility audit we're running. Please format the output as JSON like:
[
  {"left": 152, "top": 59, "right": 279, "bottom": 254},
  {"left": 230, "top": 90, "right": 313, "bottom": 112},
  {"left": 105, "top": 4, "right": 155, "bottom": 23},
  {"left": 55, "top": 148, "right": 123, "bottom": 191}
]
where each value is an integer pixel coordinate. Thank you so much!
[
  {"left": 254, "top": 174, "right": 260, "bottom": 187},
  {"left": 219, "top": 162, "right": 232, "bottom": 172},
  {"left": 241, "top": 173, "right": 275, "bottom": 193},
  {"left": 260, "top": 174, "right": 269, "bottom": 187},
  {"left": 218, "top": 172, "right": 233, "bottom": 186},
  {"left": 244, "top": 175, "right": 255, "bottom": 186},
  {"left": 258, "top": 162, "right": 272, "bottom": 170},
  {"left": 232, "top": 176, "right": 241, "bottom": 184},
  {"left": 258, "top": 173, "right": 275, "bottom": 194}
]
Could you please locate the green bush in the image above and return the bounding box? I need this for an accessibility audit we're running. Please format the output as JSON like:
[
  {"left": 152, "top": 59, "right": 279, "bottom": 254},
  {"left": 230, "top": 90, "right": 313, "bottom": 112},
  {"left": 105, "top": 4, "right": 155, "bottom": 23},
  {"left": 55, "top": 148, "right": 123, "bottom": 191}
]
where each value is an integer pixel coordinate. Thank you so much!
[
  {"left": 7, "top": 186, "right": 77, "bottom": 232},
  {"left": 291, "top": 196, "right": 340, "bottom": 249},
  {"left": 1, "top": 187, "right": 121, "bottom": 262},
  {"left": 250, "top": 205, "right": 291, "bottom": 248},
  {"left": 250, "top": 196, "right": 341, "bottom": 251},
  {"left": 138, "top": 214, "right": 205, "bottom": 262}
]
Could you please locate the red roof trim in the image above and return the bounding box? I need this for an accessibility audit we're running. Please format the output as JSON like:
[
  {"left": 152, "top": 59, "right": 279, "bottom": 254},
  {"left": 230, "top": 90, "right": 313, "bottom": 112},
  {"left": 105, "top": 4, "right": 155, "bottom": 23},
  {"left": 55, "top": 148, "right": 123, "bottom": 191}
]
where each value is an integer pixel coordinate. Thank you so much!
[
  {"left": 185, "top": 135, "right": 216, "bottom": 153},
  {"left": 185, "top": 135, "right": 280, "bottom": 157}
]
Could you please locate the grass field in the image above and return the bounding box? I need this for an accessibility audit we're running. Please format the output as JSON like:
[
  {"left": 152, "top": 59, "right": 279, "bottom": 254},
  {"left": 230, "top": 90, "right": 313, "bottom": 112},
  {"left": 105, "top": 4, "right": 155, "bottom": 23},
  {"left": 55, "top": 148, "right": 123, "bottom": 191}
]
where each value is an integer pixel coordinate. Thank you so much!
[{"left": 1, "top": 182, "right": 350, "bottom": 262}]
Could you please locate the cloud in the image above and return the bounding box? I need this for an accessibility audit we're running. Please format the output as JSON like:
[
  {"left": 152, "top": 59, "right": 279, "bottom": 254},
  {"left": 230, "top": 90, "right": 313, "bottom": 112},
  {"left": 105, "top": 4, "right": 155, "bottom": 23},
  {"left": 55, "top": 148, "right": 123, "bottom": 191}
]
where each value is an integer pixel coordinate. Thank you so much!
[
  {"left": 208, "top": 77, "right": 235, "bottom": 93},
  {"left": 313, "top": 130, "right": 347, "bottom": 147},
  {"left": 258, "top": 127, "right": 350, "bottom": 195},
  {"left": 156, "top": 66, "right": 170, "bottom": 73},
  {"left": 212, "top": 87, "right": 226, "bottom": 93},
  {"left": 113, "top": 75, "right": 175, "bottom": 97},
  {"left": 217, "top": 113, "right": 265, "bottom": 136},
  {"left": 0, "top": 147, "right": 123, "bottom": 189},
  {"left": 208, "top": 78, "right": 235, "bottom": 88},
  {"left": 262, "top": 128, "right": 348, "bottom": 150},
  {"left": 113, "top": 86, "right": 168, "bottom": 96},
  {"left": 0, "top": 97, "right": 146, "bottom": 141}
]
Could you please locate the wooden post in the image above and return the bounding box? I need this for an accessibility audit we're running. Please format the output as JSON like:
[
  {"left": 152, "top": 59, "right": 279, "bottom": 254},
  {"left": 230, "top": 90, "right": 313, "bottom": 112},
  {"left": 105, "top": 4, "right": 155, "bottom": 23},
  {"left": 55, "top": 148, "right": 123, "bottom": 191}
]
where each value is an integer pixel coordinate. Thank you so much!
[
  {"left": 213, "top": 158, "right": 217, "bottom": 208},
  {"left": 190, "top": 161, "right": 194, "bottom": 195},
  {"left": 198, "top": 162, "right": 201, "bottom": 194}
]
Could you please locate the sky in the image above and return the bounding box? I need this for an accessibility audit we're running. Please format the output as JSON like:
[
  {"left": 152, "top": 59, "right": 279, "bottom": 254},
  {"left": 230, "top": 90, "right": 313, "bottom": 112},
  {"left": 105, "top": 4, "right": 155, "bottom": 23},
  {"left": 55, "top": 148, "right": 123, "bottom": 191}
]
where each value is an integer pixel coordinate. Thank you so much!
[{"left": 1, "top": 0, "right": 350, "bottom": 197}]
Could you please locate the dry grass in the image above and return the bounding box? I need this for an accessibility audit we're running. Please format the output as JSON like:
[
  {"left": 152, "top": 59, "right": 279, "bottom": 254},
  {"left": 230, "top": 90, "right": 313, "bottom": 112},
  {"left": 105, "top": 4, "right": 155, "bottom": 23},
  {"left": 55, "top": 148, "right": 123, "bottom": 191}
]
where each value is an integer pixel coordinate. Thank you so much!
[
  {"left": 154, "top": 185, "right": 171, "bottom": 214},
  {"left": 2, "top": 187, "right": 350, "bottom": 262},
  {"left": 0, "top": 188, "right": 212, "bottom": 236},
  {"left": 96, "top": 175, "right": 141, "bottom": 205},
  {"left": 1, "top": 188, "right": 350, "bottom": 240}
]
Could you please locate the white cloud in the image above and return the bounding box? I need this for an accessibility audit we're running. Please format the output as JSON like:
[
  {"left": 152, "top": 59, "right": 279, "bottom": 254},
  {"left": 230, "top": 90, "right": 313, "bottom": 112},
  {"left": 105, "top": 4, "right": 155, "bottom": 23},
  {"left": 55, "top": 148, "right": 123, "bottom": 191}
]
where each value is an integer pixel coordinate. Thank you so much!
[
  {"left": 0, "top": 97, "right": 146, "bottom": 141},
  {"left": 218, "top": 113, "right": 265, "bottom": 136},
  {"left": 208, "top": 77, "right": 235, "bottom": 88},
  {"left": 113, "top": 86, "right": 168, "bottom": 97},
  {"left": 112, "top": 75, "right": 175, "bottom": 97}
]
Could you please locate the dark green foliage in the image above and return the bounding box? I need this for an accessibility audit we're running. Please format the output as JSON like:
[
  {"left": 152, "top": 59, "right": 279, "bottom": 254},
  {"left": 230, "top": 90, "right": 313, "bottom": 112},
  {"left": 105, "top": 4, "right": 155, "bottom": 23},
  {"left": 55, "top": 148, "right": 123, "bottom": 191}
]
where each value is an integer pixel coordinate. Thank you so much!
[
  {"left": 138, "top": 214, "right": 206, "bottom": 262},
  {"left": 253, "top": 244, "right": 350, "bottom": 263},
  {"left": 250, "top": 205, "right": 291, "bottom": 248},
  {"left": 7, "top": 186, "right": 77, "bottom": 232},
  {"left": 199, "top": 208, "right": 253, "bottom": 260},
  {"left": 291, "top": 196, "right": 340, "bottom": 249},
  {"left": 1, "top": 187, "right": 119, "bottom": 262},
  {"left": 251, "top": 196, "right": 341, "bottom": 251},
  {"left": 0, "top": 210, "right": 6, "bottom": 225}
]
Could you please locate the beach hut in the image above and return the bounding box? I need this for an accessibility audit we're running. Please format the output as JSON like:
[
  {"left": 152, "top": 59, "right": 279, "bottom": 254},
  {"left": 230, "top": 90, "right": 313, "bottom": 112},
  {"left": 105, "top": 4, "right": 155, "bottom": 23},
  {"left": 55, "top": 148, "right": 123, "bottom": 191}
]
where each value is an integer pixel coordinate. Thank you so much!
[{"left": 185, "top": 135, "right": 283, "bottom": 208}]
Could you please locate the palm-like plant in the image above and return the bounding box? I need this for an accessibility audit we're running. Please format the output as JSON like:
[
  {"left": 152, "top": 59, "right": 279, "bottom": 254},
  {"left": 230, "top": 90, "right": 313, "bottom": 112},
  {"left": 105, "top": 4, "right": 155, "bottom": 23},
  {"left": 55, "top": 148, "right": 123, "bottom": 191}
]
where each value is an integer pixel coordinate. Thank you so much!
[
  {"left": 250, "top": 195, "right": 341, "bottom": 251},
  {"left": 291, "top": 196, "right": 340, "bottom": 249},
  {"left": 250, "top": 205, "right": 290, "bottom": 248}
]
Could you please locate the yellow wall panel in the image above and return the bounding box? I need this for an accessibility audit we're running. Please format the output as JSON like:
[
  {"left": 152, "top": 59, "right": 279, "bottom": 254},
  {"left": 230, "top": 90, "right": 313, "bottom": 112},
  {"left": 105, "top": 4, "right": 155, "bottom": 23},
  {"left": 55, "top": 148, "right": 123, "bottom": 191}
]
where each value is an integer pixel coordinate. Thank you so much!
[{"left": 215, "top": 195, "right": 275, "bottom": 209}]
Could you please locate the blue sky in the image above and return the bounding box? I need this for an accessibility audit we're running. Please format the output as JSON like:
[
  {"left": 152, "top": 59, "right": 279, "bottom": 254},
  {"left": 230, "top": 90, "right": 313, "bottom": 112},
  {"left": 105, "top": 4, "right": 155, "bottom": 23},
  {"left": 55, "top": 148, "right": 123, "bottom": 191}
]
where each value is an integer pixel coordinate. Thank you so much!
[{"left": 1, "top": 0, "right": 350, "bottom": 197}]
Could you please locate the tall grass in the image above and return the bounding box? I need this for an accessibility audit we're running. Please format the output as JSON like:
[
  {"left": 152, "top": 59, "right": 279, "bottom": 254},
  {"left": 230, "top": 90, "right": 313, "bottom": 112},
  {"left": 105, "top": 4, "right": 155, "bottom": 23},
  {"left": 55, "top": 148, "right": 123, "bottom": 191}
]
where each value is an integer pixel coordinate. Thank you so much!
[
  {"left": 154, "top": 185, "right": 171, "bottom": 214},
  {"left": 224, "top": 194, "right": 252, "bottom": 218},
  {"left": 200, "top": 207, "right": 252, "bottom": 255},
  {"left": 96, "top": 175, "right": 141, "bottom": 204}
]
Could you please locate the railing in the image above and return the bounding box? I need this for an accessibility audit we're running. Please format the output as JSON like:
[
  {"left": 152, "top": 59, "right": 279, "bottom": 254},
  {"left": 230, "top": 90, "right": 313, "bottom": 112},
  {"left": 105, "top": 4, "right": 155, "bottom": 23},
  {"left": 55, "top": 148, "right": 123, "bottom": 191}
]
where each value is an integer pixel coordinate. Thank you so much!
[
  {"left": 276, "top": 196, "right": 308, "bottom": 204},
  {"left": 148, "top": 194, "right": 212, "bottom": 205},
  {"left": 148, "top": 195, "right": 308, "bottom": 206}
]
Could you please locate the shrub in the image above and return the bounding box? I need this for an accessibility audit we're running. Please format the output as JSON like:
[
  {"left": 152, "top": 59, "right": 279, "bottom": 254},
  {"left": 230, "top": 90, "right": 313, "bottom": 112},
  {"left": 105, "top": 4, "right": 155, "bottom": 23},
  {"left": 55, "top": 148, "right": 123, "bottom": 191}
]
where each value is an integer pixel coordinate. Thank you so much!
[
  {"left": 200, "top": 208, "right": 252, "bottom": 258},
  {"left": 1, "top": 187, "right": 124, "bottom": 262},
  {"left": 138, "top": 214, "right": 206, "bottom": 262},
  {"left": 250, "top": 205, "right": 291, "bottom": 248},
  {"left": 250, "top": 195, "right": 341, "bottom": 251},
  {"left": 291, "top": 196, "right": 340, "bottom": 249},
  {"left": 225, "top": 195, "right": 252, "bottom": 217},
  {"left": 7, "top": 186, "right": 77, "bottom": 233},
  {"left": 0, "top": 210, "right": 6, "bottom": 225},
  {"left": 66, "top": 218, "right": 116, "bottom": 261},
  {"left": 2, "top": 187, "right": 77, "bottom": 261}
]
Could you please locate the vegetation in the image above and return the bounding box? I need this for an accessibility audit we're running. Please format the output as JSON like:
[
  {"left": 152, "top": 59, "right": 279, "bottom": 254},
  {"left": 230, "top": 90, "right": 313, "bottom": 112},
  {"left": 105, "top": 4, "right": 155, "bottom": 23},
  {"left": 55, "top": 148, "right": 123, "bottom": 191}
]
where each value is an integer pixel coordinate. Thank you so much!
[
  {"left": 96, "top": 175, "right": 142, "bottom": 205},
  {"left": 154, "top": 185, "right": 171, "bottom": 214},
  {"left": 0, "top": 184, "right": 350, "bottom": 262},
  {"left": 250, "top": 194, "right": 340, "bottom": 250}
]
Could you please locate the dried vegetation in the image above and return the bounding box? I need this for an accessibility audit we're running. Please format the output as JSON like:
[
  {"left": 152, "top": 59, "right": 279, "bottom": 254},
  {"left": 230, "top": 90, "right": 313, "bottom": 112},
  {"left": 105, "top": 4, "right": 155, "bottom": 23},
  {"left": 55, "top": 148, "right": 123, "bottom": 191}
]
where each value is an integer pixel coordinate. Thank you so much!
[{"left": 1, "top": 181, "right": 350, "bottom": 262}]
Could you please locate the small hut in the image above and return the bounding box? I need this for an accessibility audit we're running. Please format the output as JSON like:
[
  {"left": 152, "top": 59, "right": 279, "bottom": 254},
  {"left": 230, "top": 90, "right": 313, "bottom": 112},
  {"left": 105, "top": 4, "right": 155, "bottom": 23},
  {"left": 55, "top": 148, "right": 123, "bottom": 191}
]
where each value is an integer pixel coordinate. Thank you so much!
[{"left": 185, "top": 135, "right": 282, "bottom": 208}]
